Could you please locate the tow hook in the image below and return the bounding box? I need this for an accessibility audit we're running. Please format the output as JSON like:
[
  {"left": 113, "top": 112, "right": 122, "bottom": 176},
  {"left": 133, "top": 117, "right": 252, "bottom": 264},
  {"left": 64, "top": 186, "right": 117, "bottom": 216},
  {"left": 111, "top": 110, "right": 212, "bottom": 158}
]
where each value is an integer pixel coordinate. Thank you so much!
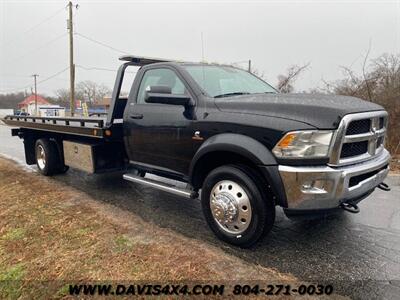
[
  {"left": 378, "top": 182, "right": 391, "bottom": 191},
  {"left": 340, "top": 202, "right": 360, "bottom": 214}
]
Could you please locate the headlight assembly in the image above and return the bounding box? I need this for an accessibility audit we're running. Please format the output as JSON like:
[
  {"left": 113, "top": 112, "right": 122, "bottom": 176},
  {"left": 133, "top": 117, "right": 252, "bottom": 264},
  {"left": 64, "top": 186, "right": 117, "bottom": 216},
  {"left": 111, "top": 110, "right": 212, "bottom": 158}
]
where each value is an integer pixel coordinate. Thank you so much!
[{"left": 273, "top": 130, "right": 334, "bottom": 158}]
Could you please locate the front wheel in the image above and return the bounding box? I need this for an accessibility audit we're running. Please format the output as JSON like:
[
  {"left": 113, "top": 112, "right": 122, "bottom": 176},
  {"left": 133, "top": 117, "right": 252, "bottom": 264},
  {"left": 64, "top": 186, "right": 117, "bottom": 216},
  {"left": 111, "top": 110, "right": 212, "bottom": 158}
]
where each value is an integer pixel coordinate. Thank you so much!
[{"left": 201, "top": 165, "right": 275, "bottom": 247}]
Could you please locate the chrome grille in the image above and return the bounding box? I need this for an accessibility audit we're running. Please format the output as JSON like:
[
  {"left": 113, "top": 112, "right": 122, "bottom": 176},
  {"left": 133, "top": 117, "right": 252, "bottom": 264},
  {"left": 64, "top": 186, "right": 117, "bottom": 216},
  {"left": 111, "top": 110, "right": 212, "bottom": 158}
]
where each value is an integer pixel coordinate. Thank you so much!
[
  {"left": 346, "top": 119, "right": 371, "bottom": 135},
  {"left": 329, "top": 111, "right": 388, "bottom": 166},
  {"left": 340, "top": 141, "right": 369, "bottom": 158}
]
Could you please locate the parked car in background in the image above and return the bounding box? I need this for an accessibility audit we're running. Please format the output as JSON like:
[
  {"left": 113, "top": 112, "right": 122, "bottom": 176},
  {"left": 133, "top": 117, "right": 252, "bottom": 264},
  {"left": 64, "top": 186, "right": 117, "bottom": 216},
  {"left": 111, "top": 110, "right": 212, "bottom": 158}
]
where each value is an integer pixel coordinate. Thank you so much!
[{"left": 14, "top": 111, "right": 30, "bottom": 116}]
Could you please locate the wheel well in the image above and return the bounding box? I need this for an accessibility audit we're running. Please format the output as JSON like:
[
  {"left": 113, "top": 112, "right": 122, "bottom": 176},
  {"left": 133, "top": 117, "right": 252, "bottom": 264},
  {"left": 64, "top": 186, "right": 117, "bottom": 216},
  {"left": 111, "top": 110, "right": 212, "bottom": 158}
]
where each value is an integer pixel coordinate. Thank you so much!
[
  {"left": 24, "top": 134, "right": 64, "bottom": 165},
  {"left": 191, "top": 151, "right": 266, "bottom": 190}
]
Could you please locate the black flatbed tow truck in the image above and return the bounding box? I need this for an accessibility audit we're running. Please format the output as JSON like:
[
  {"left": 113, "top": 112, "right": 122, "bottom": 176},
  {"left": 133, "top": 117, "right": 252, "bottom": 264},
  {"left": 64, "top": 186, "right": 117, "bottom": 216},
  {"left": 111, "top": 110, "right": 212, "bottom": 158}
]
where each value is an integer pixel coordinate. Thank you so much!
[{"left": 2, "top": 55, "right": 391, "bottom": 247}]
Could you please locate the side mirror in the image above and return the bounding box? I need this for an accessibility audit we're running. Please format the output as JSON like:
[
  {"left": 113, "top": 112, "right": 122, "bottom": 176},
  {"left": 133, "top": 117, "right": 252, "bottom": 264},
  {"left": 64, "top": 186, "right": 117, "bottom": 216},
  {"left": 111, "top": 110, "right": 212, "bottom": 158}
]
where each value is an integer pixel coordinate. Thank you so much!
[
  {"left": 145, "top": 87, "right": 193, "bottom": 106},
  {"left": 148, "top": 85, "right": 172, "bottom": 94}
]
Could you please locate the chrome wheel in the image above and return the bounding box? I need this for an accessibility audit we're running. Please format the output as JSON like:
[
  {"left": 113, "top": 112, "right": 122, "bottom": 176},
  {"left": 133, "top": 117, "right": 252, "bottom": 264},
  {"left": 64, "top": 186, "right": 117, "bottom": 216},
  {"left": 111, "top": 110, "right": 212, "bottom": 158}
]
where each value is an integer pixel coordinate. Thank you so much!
[
  {"left": 210, "top": 180, "right": 252, "bottom": 235},
  {"left": 36, "top": 144, "right": 46, "bottom": 170}
]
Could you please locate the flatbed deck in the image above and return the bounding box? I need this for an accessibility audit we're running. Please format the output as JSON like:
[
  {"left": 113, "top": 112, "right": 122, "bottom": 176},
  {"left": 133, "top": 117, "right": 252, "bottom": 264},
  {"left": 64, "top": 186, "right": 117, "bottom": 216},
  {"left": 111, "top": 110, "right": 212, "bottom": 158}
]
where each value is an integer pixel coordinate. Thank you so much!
[{"left": 2, "top": 115, "right": 109, "bottom": 138}]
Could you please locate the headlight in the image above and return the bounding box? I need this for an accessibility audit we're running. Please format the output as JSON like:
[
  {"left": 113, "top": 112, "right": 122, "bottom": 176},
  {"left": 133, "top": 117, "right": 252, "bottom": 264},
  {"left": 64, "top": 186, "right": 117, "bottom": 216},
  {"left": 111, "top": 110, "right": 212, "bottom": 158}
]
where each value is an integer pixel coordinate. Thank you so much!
[{"left": 273, "top": 130, "right": 333, "bottom": 158}]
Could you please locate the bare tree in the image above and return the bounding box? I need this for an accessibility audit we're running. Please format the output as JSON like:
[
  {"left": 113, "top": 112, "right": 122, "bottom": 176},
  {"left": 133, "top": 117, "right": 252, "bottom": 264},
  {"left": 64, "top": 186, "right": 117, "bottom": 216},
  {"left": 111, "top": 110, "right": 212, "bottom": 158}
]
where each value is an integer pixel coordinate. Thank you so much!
[
  {"left": 362, "top": 42, "right": 373, "bottom": 101},
  {"left": 55, "top": 88, "right": 85, "bottom": 106},
  {"left": 54, "top": 88, "right": 71, "bottom": 106},
  {"left": 321, "top": 53, "right": 400, "bottom": 155},
  {"left": 76, "top": 81, "right": 111, "bottom": 104},
  {"left": 277, "top": 63, "right": 310, "bottom": 93},
  {"left": 253, "top": 69, "right": 268, "bottom": 81}
]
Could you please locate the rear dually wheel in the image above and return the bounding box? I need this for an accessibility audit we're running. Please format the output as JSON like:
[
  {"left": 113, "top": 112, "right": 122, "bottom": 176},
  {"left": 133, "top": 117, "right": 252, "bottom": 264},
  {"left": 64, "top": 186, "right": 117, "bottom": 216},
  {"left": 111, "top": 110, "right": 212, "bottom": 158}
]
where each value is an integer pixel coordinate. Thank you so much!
[{"left": 35, "top": 139, "right": 68, "bottom": 176}]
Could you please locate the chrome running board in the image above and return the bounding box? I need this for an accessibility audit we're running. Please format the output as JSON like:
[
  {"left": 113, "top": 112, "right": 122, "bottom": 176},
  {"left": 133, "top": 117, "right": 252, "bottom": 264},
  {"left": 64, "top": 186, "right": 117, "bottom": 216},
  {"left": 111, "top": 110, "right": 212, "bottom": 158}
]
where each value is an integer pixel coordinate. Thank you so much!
[{"left": 123, "top": 173, "right": 198, "bottom": 199}]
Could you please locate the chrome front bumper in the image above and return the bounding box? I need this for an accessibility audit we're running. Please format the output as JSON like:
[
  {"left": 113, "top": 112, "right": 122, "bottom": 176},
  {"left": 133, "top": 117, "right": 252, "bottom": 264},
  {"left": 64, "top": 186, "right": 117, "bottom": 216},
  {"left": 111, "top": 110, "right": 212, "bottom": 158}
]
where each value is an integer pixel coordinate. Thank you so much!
[{"left": 279, "top": 149, "right": 390, "bottom": 210}]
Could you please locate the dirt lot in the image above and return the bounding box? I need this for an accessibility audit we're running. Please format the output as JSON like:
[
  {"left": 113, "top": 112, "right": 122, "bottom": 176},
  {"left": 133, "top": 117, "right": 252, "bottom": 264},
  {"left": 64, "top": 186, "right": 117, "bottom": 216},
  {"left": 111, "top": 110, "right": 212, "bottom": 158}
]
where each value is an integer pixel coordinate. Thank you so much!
[
  {"left": 390, "top": 154, "right": 400, "bottom": 173},
  {"left": 0, "top": 158, "right": 307, "bottom": 299}
]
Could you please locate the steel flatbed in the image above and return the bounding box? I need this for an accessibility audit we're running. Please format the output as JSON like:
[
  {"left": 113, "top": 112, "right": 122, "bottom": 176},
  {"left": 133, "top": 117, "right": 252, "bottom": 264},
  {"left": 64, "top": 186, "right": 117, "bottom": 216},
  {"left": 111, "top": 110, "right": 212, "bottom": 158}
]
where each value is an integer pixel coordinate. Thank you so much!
[{"left": 2, "top": 115, "right": 108, "bottom": 138}]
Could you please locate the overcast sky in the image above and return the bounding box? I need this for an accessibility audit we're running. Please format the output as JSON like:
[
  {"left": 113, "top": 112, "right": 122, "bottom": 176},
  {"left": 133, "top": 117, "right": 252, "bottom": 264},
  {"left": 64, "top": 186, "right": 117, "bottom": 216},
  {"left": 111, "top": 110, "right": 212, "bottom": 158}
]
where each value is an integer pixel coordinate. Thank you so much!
[{"left": 1, "top": 0, "right": 399, "bottom": 96}]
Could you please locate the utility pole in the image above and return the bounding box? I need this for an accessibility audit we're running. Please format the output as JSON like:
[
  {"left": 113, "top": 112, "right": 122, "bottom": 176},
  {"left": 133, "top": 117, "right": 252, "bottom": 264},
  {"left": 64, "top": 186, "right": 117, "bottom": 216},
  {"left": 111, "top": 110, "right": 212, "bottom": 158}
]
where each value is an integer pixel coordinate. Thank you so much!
[
  {"left": 32, "top": 74, "right": 39, "bottom": 115},
  {"left": 248, "top": 59, "right": 252, "bottom": 73},
  {"left": 68, "top": 1, "right": 75, "bottom": 116},
  {"left": 201, "top": 32, "right": 205, "bottom": 62}
]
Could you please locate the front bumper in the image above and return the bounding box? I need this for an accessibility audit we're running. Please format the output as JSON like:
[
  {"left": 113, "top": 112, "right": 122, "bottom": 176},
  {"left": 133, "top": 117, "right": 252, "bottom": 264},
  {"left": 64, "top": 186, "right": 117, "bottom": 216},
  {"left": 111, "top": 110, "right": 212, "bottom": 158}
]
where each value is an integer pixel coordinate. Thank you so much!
[{"left": 278, "top": 149, "right": 390, "bottom": 210}]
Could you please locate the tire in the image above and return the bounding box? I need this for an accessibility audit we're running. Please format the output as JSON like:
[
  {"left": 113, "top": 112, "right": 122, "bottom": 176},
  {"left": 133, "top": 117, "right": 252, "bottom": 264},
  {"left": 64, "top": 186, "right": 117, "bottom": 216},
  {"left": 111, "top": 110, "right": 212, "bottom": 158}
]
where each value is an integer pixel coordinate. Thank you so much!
[
  {"left": 201, "top": 165, "right": 275, "bottom": 248},
  {"left": 35, "top": 139, "right": 63, "bottom": 176}
]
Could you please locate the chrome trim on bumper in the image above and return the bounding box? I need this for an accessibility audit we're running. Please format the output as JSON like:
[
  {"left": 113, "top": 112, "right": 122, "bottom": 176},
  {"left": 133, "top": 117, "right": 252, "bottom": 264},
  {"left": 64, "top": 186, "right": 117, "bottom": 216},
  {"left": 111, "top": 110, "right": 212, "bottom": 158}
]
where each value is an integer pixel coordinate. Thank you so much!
[{"left": 279, "top": 149, "right": 390, "bottom": 209}]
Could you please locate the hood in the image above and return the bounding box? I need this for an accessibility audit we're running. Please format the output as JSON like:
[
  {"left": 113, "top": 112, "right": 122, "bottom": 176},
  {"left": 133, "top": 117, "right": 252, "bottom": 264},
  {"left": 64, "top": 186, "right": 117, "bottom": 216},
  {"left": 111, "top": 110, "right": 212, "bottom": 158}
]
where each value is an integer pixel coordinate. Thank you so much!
[{"left": 214, "top": 93, "right": 384, "bottom": 129}]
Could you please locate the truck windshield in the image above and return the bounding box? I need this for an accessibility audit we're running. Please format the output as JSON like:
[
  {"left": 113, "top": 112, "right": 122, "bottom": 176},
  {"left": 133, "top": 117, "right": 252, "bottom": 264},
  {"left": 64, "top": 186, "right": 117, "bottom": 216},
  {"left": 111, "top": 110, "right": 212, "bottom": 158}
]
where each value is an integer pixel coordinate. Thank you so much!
[{"left": 184, "top": 65, "right": 277, "bottom": 98}]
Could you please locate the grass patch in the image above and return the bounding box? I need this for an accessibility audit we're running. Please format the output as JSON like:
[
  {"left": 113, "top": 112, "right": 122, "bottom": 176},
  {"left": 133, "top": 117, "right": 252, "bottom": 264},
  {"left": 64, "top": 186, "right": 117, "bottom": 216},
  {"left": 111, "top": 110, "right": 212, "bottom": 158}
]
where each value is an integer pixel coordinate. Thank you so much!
[
  {"left": 56, "top": 283, "right": 70, "bottom": 298},
  {"left": 0, "top": 263, "right": 25, "bottom": 299},
  {"left": 75, "top": 227, "right": 92, "bottom": 236},
  {"left": 131, "top": 264, "right": 145, "bottom": 276},
  {"left": 1, "top": 228, "right": 26, "bottom": 241},
  {"left": 114, "top": 235, "right": 134, "bottom": 252},
  {"left": 0, "top": 263, "right": 25, "bottom": 281}
]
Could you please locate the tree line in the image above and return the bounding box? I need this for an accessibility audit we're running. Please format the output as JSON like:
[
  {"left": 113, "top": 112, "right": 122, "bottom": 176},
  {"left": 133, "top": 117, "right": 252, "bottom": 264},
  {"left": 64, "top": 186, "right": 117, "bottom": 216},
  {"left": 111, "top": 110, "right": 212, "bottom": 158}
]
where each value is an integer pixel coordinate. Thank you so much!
[{"left": 0, "top": 80, "right": 111, "bottom": 109}]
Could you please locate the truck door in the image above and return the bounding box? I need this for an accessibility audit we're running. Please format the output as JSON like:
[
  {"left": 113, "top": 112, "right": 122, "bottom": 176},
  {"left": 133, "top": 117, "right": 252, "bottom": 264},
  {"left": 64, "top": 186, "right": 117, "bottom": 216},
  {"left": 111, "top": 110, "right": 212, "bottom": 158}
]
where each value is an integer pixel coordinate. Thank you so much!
[{"left": 125, "top": 67, "right": 196, "bottom": 177}]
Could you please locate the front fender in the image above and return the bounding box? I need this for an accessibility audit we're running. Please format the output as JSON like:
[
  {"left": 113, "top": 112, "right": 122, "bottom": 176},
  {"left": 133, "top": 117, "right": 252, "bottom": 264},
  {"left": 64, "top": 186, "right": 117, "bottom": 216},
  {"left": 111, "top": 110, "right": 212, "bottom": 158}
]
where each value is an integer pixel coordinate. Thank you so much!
[
  {"left": 190, "top": 133, "right": 277, "bottom": 175},
  {"left": 189, "top": 133, "right": 287, "bottom": 207}
]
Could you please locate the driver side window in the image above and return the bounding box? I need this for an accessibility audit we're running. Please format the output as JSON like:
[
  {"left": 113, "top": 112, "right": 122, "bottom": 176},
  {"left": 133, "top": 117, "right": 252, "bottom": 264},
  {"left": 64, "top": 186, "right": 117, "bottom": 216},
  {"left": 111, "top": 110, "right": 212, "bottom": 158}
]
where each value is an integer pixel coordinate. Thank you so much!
[{"left": 136, "top": 68, "right": 186, "bottom": 104}]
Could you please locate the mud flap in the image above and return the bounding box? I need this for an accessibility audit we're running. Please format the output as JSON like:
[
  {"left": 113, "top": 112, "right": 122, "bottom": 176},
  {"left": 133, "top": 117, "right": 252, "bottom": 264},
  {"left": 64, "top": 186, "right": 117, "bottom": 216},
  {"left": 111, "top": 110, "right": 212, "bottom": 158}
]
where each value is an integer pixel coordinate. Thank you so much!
[{"left": 24, "top": 137, "right": 36, "bottom": 165}]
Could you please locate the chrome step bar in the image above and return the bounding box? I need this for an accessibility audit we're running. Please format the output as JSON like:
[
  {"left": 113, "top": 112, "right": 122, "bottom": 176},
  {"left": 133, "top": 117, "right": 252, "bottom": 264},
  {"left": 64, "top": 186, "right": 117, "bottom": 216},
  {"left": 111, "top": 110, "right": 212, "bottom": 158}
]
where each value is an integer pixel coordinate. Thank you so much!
[{"left": 123, "top": 173, "right": 198, "bottom": 199}]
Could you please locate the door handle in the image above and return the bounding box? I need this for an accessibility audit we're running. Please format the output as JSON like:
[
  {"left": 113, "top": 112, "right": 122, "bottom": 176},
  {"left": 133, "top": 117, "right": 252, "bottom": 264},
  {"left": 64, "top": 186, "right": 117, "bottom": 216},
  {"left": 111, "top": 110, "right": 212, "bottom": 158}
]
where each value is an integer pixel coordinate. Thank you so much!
[{"left": 130, "top": 113, "right": 143, "bottom": 119}]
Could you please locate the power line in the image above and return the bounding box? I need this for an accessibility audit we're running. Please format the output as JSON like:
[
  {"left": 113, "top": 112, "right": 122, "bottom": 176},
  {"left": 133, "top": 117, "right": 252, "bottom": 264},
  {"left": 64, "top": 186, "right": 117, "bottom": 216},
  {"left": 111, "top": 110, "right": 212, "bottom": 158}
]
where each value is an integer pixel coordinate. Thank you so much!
[
  {"left": 76, "top": 64, "right": 137, "bottom": 74},
  {"left": 75, "top": 32, "right": 130, "bottom": 55},
  {"left": 0, "top": 84, "right": 32, "bottom": 93},
  {"left": 2, "top": 6, "right": 66, "bottom": 49},
  {"left": 76, "top": 65, "right": 118, "bottom": 72},
  {"left": 0, "top": 67, "right": 69, "bottom": 93},
  {"left": 10, "top": 33, "right": 67, "bottom": 62},
  {"left": 1, "top": 5, "right": 70, "bottom": 95},
  {"left": 0, "top": 74, "right": 32, "bottom": 78},
  {"left": 37, "top": 67, "right": 70, "bottom": 85}
]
